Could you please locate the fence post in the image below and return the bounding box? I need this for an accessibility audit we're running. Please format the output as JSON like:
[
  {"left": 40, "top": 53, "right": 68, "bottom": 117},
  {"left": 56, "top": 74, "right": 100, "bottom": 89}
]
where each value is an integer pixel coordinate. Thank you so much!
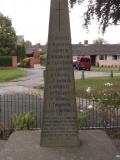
[
  {"left": 119, "top": 66, "right": 120, "bottom": 71},
  {"left": 0, "top": 95, "right": 1, "bottom": 122},
  {"left": 43, "top": 69, "right": 46, "bottom": 82},
  {"left": 81, "top": 70, "right": 85, "bottom": 80},
  {"left": 110, "top": 70, "right": 113, "bottom": 78}
]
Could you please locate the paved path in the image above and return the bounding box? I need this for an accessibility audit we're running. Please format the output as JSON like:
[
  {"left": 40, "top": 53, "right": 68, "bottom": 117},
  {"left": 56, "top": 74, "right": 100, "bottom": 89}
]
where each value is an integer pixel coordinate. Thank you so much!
[
  {"left": 0, "top": 140, "right": 6, "bottom": 152},
  {"left": 0, "top": 67, "right": 44, "bottom": 94},
  {"left": 0, "top": 130, "right": 119, "bottom": 160}
]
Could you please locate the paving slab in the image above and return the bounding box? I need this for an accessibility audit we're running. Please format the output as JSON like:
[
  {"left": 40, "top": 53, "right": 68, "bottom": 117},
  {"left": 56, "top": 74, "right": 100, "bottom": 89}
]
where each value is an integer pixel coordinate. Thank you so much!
[
  {"left": 0, "top": 130, "right": 119, "bottom": 160},
  {"left": 0, "top": 140, "right": 6, "bottom": 152}
]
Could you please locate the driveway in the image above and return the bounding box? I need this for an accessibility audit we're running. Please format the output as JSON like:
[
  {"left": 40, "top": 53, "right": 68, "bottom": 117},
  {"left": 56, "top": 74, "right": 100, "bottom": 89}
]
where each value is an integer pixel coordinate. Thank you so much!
[
  {"left": 0, "top": 66, "right": 120, "bottom": 94},
  {"left": 0, "top": 67, "right": 44, "bottom": 94}
]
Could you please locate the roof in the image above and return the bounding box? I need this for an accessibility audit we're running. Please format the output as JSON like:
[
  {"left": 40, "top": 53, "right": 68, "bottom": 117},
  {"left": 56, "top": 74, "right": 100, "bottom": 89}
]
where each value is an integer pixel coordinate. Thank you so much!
[
  {"left": 72, "top": 44, "right": 120, "bottom": 56},
  {"left": 26, "top": 47, "right": 34, "bottom": 55},
  {"left": 41, "top": 44, "right": 120, "bottom": 56},
  {"left": 26, "top": 47, "right": 42, "bottom": 55}
]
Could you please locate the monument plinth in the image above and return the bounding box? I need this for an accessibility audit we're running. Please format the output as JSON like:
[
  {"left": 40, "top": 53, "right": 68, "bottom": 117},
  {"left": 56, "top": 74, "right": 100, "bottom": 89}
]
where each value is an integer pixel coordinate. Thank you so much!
[{"left": 40, "top": 0, "right": 79, "bottom": 147}]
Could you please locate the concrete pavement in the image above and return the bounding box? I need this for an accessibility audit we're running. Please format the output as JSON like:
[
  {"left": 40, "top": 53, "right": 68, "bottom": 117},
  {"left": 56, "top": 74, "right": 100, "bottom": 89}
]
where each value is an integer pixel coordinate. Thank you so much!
[{"left": 0, "top": 130, "right": 119, "bottom": 160}]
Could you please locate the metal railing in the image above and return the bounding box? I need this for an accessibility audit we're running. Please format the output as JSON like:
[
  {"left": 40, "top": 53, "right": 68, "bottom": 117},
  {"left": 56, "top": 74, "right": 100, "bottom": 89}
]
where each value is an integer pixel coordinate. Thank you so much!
[
  {"left": 76, "top": 94, "right": 120, "bottom": 129},
  {"left": 0, "top": 93, "right": 119, "bottom": 137},
  {"left": 0, "top": 94, "right": 42, "bottom": 131}
]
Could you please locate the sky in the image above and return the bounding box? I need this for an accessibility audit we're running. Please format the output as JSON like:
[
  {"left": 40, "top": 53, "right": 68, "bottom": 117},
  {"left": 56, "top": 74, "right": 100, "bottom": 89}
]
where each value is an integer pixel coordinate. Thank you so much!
[{"left": 0, "top": 0, "right": 120, "bottom": 45}]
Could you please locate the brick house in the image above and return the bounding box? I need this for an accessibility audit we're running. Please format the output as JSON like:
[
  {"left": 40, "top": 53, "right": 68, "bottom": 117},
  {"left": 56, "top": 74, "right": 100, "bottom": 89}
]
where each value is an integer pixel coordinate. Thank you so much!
[
  {"left": 41, "top": 42, "right": 120, "bottom": 67},
  {"left": 72, "top": 42, "right": 120, "bottom": 67},
  {"left": 26, "top": 47, "right": 41, "bottom": 68}
]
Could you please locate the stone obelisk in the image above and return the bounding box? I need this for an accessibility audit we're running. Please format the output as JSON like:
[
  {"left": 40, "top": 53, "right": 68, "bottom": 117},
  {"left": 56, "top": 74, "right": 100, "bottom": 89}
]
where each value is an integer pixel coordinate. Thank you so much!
[{"left": 40, "top": 0, "right": 79, "bottom": 147}]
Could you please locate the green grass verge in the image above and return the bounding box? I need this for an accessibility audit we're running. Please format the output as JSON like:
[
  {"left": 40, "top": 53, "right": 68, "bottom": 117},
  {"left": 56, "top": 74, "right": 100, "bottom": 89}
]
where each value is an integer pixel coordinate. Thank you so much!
[
  {"left": 0, "top": 69, "right": 27, "bottom": 82},
  {"left": 91, "top": 67, "right": 120, "bottom": 73},
  {"left": 75, "top": 76, "right": 120, "bottom": 96}
]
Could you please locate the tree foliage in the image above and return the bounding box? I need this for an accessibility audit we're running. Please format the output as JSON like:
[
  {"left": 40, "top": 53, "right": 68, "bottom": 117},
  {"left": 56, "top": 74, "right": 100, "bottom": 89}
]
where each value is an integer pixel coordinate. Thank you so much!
[
  {"left": 69, "top": 0, "right": 120, "bottom": 33},
  {"left": 25, "top": 41, "right": 32, "bottom": 48},
  {"left": 93, "top": 37, "right": 108, "bottom": 44},
  {"left": 0, "top": 13, "right": 16, "bottom": 56},
  {"left": 16, "top": 43, "right": 26, "bottom": 62}
]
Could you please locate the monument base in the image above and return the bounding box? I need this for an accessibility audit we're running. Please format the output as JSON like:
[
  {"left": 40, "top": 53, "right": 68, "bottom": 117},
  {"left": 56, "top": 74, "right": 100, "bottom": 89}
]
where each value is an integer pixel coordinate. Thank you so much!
[{"left": 0, "top": 130, "right": 119, "bottom": 160}]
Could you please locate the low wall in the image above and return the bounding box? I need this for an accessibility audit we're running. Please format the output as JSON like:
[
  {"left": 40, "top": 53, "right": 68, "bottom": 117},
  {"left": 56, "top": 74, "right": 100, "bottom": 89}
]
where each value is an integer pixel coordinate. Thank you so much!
[{"left": 29, "top": 57, "right": 40, "bottom": 68}]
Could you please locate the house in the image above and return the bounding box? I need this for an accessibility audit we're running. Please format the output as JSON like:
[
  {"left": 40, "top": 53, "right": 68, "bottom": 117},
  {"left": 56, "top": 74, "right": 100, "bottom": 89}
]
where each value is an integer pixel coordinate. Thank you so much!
[
  {"left": 72, "top": 41, "right": 120, "bottom": 67},
  {"left": 26, "top": 46, "right": 42, "bottom": 68},
  {"left": 40, "top": 41, "right": 120, "bottom": 67}
]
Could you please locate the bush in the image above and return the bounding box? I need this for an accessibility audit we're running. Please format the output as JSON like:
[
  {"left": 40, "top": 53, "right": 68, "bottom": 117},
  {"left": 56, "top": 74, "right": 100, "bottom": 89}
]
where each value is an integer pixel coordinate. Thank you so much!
[
  {"left": 12, "top": 112, "right": 36, "bottom": 130},
  {"left": 40, "top": 54, "right": 47, "bottom": 66},
  {"left": 18, "top": 57, "right": 31, "bottom": 67},
  {"left": 77, "top": 111, "right": 88, "bottom": 128},
  {"left": 0, "top": 56, "right": 12, "bottom": 66}
]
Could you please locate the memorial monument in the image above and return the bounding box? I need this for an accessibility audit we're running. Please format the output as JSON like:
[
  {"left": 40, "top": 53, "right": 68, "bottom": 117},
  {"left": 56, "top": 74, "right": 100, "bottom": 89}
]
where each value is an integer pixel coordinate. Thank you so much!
[
  {"left": 0, "top": 1, "right": 118, "bottom": 159},
  {"left": 40, "top": 0, "right": 79, "bottom": 146}
]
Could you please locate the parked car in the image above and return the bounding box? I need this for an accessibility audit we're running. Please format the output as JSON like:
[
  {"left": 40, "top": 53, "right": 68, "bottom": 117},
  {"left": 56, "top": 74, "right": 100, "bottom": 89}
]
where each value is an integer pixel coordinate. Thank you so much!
[
  {"left": 73, "top": 57, "right": 77, "bottom": 68},
  {"left": 75, "top": 57, "right": 91, "bottom": 71}
]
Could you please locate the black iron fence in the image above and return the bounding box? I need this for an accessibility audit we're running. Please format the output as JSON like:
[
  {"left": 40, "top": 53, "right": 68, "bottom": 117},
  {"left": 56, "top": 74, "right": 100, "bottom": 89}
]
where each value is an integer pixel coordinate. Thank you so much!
[
  {"left": 76, "top": 94, "right": 120, "bottom": 129},
  {"left": 0, "top": 94, "right": 42, "bottom": 136},
  {"left": 0, "top": 93, "right": 120, "bottom": 136}
]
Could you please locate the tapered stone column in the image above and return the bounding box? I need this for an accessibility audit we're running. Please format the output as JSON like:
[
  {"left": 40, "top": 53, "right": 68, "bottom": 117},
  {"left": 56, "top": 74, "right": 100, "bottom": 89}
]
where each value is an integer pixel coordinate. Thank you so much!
[{"left": 40, "top": 0, "right": 79, "bottom": 147}]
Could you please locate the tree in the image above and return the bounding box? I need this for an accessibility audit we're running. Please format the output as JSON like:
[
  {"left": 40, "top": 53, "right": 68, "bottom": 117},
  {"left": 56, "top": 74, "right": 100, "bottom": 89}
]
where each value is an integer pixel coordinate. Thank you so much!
[
  {"left": 93, "top": 37, "right": 108, "bottom": 44},
  {"left": 0, "top": 13, "right": 16, "bottom": 56},
  {"left": 69, "top": 0, "right": 120, "bottom": 33},
  {"left": 16, "top": 43, "right": 26, "bottom": 62},
  {"left": 25, "top": 41, "right": 32, "bottom": 47}
]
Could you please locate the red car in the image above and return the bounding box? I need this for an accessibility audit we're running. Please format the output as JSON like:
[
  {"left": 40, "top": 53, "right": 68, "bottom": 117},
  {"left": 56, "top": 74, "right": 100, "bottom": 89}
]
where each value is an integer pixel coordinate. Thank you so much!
[{"left": 75, "top": 57, "right": 91, "bottom": 71}]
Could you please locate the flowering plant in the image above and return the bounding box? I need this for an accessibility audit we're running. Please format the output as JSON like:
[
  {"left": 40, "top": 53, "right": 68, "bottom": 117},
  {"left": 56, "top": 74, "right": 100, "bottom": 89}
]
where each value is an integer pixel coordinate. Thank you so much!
[{"left": 86, "top": 83, "right": 120, "bottom": 127}]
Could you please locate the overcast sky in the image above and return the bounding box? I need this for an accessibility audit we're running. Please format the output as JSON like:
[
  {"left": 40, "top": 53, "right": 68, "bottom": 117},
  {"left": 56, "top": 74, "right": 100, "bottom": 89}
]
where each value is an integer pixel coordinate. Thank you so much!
[{"left": 0, "top": 0, "right": 120, "bottom": 45}]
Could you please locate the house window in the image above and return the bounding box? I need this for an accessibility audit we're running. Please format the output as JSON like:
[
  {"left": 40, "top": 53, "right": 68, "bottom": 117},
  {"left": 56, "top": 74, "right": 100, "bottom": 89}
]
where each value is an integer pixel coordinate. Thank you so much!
[
  {"left": 99, "top": 55, "right": 107, "bottom": 60},
  {"left": 112, "top": 55, "right": 120, "bottom": 60}
]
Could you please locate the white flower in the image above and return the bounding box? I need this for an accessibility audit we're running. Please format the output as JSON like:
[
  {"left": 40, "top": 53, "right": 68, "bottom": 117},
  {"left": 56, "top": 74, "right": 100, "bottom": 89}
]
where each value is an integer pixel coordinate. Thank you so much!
[
  {"left": 104, "top": 82, "right": 113, "bottom": 87},
  {"left": 86, "top": 87, "right": 91, "bottom": 93},
  {"left": 80, "top": 109, "right": 83, "bottom": 112},
  {"left": 88, "top": 105, "right": 93, "bottom": 109}
]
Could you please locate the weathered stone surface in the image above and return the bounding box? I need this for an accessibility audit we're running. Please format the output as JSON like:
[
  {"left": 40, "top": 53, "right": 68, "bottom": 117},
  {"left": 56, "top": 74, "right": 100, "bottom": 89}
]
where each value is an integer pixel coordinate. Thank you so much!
[
  {"left": 0, "top": 131, "right": 119, "bottom": 160},
  {"left": 40, "top": 0, "right": 79, "bottom": 146}
]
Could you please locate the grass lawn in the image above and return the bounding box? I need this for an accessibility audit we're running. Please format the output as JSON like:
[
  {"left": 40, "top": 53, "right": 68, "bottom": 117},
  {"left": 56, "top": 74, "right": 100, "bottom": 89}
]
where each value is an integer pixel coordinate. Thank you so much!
[
  {"left": 0, "top": 69, "right": 27, "bottom": 82},
  {"left": 75, "top": 76, "right": 120, "bottom": 96},
  {"left": 91, "top": 67, "right": 120, "bottom": 72}
]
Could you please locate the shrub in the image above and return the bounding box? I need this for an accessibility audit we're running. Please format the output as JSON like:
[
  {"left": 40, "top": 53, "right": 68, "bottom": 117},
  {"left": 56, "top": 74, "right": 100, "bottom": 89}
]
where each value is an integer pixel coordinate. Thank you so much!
[
  {"left": 0, "top": 56, "right": 12, "bottom": 66},
  {"left": 12, "top": 112, "right": 36, "bottom": 130},
  {"left": 18, "top": 57, "right": 31, "bottom": 67},
  {"left": 77, "top": 111, "right": 88, "bottom": 128},
  {"left": 40, "top": 54, "right": 47, "bottom": 66},
  {"left": 86, "top": 83, "right": 120, "bottom": 127}
]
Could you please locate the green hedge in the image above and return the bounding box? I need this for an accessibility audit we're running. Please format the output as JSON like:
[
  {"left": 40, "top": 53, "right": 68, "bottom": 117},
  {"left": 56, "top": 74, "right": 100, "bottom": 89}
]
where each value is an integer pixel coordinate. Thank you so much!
[
  {"left": 0, "top": 56, "right": 12, "bottom": 67},
  {"left": 40, "top": 54, "right": 47, "bottom": 66}
]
